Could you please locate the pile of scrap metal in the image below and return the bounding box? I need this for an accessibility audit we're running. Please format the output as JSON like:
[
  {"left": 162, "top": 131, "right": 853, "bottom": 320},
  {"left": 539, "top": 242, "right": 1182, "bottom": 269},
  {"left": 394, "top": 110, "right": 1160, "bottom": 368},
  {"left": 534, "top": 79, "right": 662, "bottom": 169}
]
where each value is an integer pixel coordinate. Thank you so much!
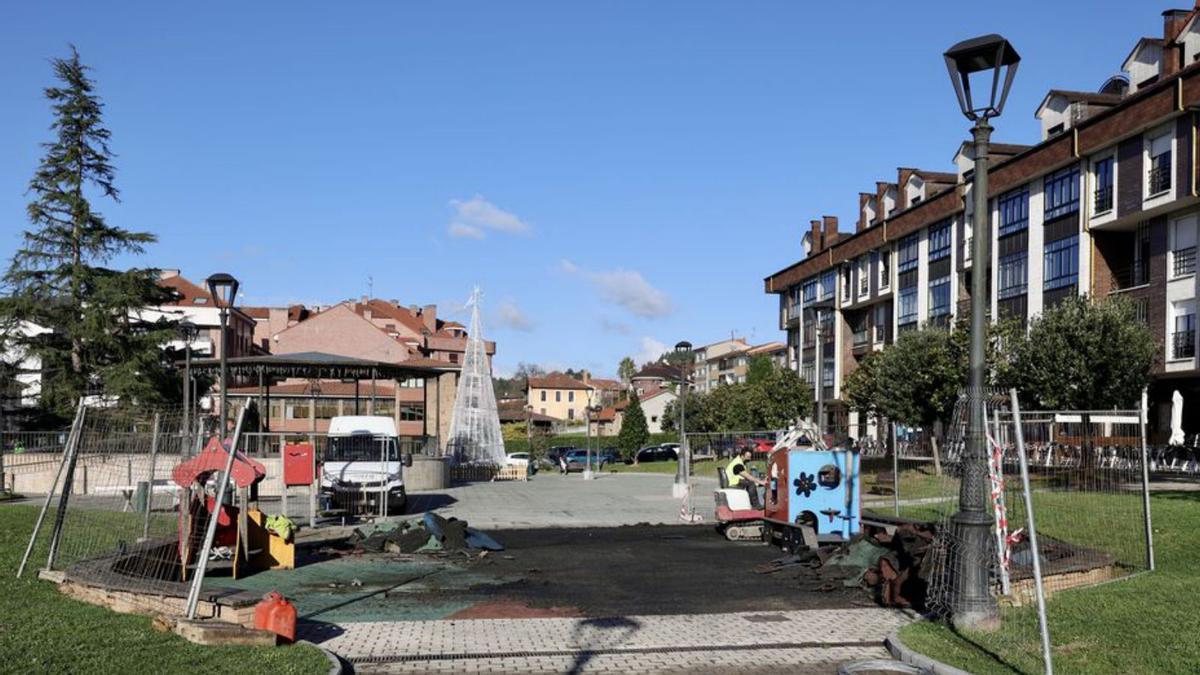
[
  {"left": 755, "top": 517, "right": 936, "bottom": 609},
  {"left": 349, "top": 513, "right": 504, "bottom": 555}
]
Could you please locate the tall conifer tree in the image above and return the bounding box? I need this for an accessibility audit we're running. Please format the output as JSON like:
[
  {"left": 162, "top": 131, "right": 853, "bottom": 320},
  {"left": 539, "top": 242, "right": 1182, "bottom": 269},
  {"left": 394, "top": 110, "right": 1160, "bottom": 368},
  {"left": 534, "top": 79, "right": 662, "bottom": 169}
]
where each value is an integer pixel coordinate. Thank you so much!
[{"left": 1, "top": 47, "right": 176, "bottom": 419}]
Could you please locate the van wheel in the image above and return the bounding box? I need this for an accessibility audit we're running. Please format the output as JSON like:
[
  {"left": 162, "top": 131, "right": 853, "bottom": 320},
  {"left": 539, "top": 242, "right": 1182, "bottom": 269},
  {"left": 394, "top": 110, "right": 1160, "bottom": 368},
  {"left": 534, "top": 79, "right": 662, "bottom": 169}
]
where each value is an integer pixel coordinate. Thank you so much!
[{"left": 388, "top": 488, "right": 407, "bottom": 515}]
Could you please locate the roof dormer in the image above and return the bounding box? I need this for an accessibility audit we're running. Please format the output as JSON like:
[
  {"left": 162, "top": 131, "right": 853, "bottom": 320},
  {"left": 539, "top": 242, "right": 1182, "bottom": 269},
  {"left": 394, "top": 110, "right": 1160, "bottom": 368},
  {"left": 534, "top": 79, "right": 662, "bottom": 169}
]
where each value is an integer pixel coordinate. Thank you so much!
[
  {"left": 904, "top": 174, "right": 925, "bottom": 208},
  {"left": 1123, "top": 37, "right": 1163, "bottom": 91},
  {"left": 1175, "top": 12, "right": 1200, "bottom": 65},
  {"left": 1035, "top": 90, "right": 1121, "bottom": 140},
  {"left": 859, "top": 193, "right": 877, "bottom": 231}
]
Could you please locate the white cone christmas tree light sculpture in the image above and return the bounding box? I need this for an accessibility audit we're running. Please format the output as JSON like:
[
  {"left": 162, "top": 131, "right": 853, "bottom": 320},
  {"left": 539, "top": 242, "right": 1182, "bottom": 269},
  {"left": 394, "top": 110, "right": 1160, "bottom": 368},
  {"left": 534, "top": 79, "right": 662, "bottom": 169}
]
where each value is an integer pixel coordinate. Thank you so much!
[{"left": 446, "top": 287, "right": 506, "bottom": 465}]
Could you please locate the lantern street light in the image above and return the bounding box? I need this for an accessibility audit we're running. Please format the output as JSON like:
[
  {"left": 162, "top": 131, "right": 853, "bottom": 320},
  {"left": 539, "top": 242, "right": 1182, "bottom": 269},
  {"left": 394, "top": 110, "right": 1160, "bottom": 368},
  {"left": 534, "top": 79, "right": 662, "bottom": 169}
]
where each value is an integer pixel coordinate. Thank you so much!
[
  {"left": 178, "top": 320, "right": 198, "bottom": 444},
  {"left": 944, "top": 34, "right": 1019, "bottom": 631},
  {"left": 205, "top": 273, "right": 240, "bottom": 437},
  {"left": 672, "top": 341, "right": 693, "bottom": 499}
]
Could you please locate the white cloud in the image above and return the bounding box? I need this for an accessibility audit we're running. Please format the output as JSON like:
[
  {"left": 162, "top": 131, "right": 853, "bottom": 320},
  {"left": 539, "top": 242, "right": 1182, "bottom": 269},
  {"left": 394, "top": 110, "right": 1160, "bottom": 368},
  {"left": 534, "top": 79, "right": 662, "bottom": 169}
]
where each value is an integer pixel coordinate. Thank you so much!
[
  {"left": 560, "top": 259, "right": 673, "bottom": 319},
  {"left": 494, "top": 300, "right": 535, "bottom": 332},
  {"left": 447, "top": 194, "right": 531, "bottom": 239},
  {"left": 448, "top": 222, "right": 485, "bottom": 240},
  {"left": 599, "top": 316, "right": 631, "bottom": 335},
  {"left": 635, "top": 337, "right": 668, "bottom": 366}
]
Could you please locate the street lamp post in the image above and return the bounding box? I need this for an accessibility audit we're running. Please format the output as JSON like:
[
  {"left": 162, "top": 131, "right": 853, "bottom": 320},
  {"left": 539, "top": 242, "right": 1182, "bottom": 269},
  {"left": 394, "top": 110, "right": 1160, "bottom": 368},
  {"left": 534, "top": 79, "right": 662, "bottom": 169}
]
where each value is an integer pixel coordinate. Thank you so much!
[
  {"left": 944, "top": 34, "right": 1020, "bottom": 631},
  {"left": 178, "top": 320, "right": 198, "bottom": 444},
  {"left": 206, "top": 273, "right": 240, "bottom": 437},
  {"left": 672, "top": 341, "right": 692, "bottom": 499}
]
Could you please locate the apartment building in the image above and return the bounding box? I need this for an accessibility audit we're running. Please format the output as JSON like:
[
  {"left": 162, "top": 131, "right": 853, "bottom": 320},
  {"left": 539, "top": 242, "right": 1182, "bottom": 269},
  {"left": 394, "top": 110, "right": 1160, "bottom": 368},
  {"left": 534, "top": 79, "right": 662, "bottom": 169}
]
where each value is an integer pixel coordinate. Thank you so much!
[
  {"left": 765, "top": 4, "right": 1200, "bottom": 438},
  {"left": 689, "top": 339, "right": 790, "bottom": 391}
]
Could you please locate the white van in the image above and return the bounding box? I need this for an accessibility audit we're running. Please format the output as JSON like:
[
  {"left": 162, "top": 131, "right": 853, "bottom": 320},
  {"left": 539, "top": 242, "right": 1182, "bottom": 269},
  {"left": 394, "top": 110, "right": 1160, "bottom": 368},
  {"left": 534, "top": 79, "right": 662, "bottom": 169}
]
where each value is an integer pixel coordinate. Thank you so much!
[{"left": 321, "top": 416, "right": 411, "bottom": 513}]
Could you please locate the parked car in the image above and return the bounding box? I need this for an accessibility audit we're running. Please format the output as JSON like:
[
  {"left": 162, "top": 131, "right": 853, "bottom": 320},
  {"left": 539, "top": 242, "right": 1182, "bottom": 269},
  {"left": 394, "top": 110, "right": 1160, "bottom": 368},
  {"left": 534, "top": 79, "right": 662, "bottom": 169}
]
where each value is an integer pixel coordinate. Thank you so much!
[
  {"left": 658, "top": 442, "right": 681, "bottom": 456},
  {"left": 634, "top": 445, "right": 677, "bottom": 463},
  {"left": 545, "top": 446, "right": 575, "bottom": 469},
  {"left": 505, "top": 452, "right": 537, "bottom": 475},
  {"left": 563, "top": 448, "right": 605, "bottom": 472},
  {"left": 596, "top": 447, "right": 621, "bottom": 465}
]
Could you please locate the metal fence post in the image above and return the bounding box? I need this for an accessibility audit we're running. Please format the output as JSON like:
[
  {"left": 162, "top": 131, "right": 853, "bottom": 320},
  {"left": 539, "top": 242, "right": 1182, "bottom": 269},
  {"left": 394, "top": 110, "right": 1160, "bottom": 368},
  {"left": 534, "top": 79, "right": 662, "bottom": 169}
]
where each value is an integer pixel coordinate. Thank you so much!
[
  {"left": 1139, "top": 389, "right": 1155, "bottom": 571},
  {"left": 17, "top": 401, "right": 84, "bottom": 578},
  {"left": 141, "top": 413, "right": 162, "bottom": 540},
  {"left": 1009, "top": 389, "right": 1053, "bottom": 675},
  {"left": 46, "top": 404, "right": 89, "bottom": 570},
  {"left": 891, "top": 421, "right": 900, "bottom": 517},
  {"left": 185, "top": 405, "right": 247, "bottom": 619}
]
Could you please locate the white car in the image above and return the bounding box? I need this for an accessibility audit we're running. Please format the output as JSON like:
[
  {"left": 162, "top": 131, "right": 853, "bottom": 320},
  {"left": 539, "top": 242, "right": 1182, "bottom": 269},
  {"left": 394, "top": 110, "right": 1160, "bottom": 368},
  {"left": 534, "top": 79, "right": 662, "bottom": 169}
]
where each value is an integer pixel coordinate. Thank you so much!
[{"left": 505, "top": 452, "right": 530, "bottom": 466}]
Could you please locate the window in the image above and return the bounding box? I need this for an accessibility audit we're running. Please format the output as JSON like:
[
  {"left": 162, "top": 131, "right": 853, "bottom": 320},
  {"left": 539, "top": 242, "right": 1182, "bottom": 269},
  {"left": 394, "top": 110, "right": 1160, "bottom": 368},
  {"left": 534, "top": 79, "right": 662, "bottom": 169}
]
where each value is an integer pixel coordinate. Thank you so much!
[
  {"left": 1044, "top": 164, "right": 1080, "bottom": 220},
  {"left": 1148, "top": 132, "right": 1173, "bottom": 196},
  {"left": 540, "top": 390, "right": 546, "bottom": 402},
  {"left": 1173, "top": 302, "right": 1196, "bottom": 360},
  {"left": 449, "top": 353, "right": 458, "bottom": 364},
  {"left": 819, "top": 270, "right": 836, "bottom": 300},
  {"left": 929, "top": 276, "right": 951, "bottom": 317},
  {"left": 821, "top": 358, "right": 834, "bottom": 386},
  {"left": 879, "top": 249, "right": 891, "bottom": 288},
  {"left": 998, "top": 188, "right": 1029, "bottom": 236},
  {"left": 374, "top": 399, "right": 396, "bottom": 417},
  {"left": 555, "top": 391, "right": 561, "bottom": 402},
  {"left": 802, "top": 278, "right": 817, "bottom": 303},
  {"left": 999, "top": 251, "right": 1028, "bottom": 299},
  {"left": 1094, "top": 156, "right": 1114, "bottom": 213},
  {"left": 858, "top": 257, "right": 869, "bottom": 295},
  {"left": 399, "top": 404, "right": 424, "bottom": 422},
  {"left": 286, "top": 401, "right": 311, "bottom": 419},
  {"left": 898, "top": 286, "right": 918, "bottom": 325},
  {"left": 568, "top": 408, "right": 575, "bottom": 420},
  {"left": 874, "top": 304, "right": 888, "bottom": 342},
  {"left": 568, "top": 391, "right": 574, "bottom": 403},
  {"left": 1172, "top": 217, "right": 1197, "bottom": 277},
  {"left": 928, "top": 221, "right": 951, "bottom": 262},
  {"left": 1044, "top": 235, "right": 1079, "bottom": 291},
  {"left": 314, "top": 399, "right": 340, "bottom": 419},
  {"left": 898, "top": 234, "right": 919, "bottom": 273},
  {"left": 819, "top": 311, "right": 834, "bottom": 342},
  {"left": 841, "top": 267, "right": 852, "bottom": 302},
  {"left": 399, "top": 377, "right": 424, "bottom": 388},
  {"left": 801, "top": 363, "right": 815, "bottom": 384}
]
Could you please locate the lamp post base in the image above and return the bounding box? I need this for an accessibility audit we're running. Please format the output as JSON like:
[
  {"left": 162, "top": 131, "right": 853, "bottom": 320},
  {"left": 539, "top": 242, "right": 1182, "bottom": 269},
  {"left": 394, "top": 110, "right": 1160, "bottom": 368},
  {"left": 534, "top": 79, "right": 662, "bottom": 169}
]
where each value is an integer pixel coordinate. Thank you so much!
[
  {"left": 672, "top": 481, "right": 688, "bottom": 499},
  {"left": 582, "top": 469, "right": 593, "bottom": 481}
]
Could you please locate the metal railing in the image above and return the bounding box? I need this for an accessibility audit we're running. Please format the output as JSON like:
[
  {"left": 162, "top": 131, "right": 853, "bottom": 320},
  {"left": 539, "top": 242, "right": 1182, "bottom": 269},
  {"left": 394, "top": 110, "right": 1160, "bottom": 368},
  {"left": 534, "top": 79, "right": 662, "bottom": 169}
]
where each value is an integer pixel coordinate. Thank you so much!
[
  {"left": 237, "top": 431, "right": 439, "bottom": 457},
  {"left": 1093, "top": 185, "right": 1113, "bottom": 213},
  {"left": 1148, "top": 161, "right": 1172, "bottom": 195},
  {"left": 1173, "top": 330, "right": 1196, "bottom": 360},
  {"left": 1173, "top": 246, "right": 1196, "bottom": 277},
  {"left": 1110, "top": 261, "right": 1150, "bottom": 291}
]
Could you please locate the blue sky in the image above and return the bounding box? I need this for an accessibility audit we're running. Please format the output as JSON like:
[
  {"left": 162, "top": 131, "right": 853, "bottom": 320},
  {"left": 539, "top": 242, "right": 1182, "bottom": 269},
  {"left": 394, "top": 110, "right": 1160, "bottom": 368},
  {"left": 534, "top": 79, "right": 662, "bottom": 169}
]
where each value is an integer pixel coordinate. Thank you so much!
[{"left": 0, "top": 1, "right": 1160, "bottom": 376}]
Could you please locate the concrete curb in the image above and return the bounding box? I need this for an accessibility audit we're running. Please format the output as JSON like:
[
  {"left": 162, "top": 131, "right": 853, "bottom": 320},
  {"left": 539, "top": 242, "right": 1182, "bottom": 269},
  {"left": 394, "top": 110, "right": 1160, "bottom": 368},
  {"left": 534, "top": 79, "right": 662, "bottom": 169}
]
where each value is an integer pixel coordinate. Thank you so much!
[
  {"left": 297, "top": 640, "right": 344, "bottom": 675},
  {"left": 885, "top": 627, "right": 973, "bottom": 675}
]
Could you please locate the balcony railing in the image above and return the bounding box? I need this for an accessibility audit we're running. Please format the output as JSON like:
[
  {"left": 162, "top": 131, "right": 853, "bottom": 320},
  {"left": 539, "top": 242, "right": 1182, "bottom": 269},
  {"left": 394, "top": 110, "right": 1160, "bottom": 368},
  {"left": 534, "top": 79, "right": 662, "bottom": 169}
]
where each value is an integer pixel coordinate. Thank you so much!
[
  {"left": 1172, "top": 329, "right": 1196, "bottom": 360},
  {"left": 1173, "top": 247, "right": 1196, "bottom": 277},
  {"left": 1093, "top": 185, "right": 1113, "bottom": 213},
  {"left": 1149, "top": 160, "right": 1172, "bottom": 195},
  {"left": 1110, "top": 262, "right": 1150, "bottom": 291}
]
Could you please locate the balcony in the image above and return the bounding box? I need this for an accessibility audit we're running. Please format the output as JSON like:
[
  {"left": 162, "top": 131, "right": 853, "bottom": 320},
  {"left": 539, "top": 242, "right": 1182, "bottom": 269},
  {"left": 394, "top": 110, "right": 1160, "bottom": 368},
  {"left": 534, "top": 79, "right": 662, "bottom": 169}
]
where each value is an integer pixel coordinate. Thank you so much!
[
  {"left": 1174, "top": 247, "right": 1196, "bottom": 277},
  {"left": 1093, "top": 185, "right": 1113, "bottom": 214},
  {"left": 1172, "top": 330, "right": 1196, "bottom": 360},
  {"left": 1148, "top": 161, "right": 1172, "bottom": 196},
  {"left": 1110, "top": 262, "right": 1150, "bottom": 292},
  {"left": 852, "top": 328, "right": 869, "bottom": 351}
]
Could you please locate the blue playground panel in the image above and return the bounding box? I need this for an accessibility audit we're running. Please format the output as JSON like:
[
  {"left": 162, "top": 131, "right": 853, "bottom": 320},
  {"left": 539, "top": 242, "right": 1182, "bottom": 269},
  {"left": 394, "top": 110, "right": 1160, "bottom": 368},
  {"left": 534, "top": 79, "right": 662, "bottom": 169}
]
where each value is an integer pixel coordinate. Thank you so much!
[{"left": 782, "top": 449, "right": 860, "bottom": 538}]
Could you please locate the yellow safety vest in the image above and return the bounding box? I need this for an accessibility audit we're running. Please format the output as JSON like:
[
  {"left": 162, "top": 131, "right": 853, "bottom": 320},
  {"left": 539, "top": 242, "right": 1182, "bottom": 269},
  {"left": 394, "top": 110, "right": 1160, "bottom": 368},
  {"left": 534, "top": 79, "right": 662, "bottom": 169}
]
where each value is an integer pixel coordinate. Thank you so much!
[{"left": 725, "top": 458, "right": 747, "bottom": 486}]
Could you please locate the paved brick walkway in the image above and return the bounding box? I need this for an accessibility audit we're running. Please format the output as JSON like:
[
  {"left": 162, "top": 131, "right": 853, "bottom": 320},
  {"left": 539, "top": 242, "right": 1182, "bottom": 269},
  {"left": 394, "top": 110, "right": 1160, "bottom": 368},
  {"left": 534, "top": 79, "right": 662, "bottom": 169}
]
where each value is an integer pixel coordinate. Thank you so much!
[{"left": 304, "top": 607, "right": 914, "bottom": 673}]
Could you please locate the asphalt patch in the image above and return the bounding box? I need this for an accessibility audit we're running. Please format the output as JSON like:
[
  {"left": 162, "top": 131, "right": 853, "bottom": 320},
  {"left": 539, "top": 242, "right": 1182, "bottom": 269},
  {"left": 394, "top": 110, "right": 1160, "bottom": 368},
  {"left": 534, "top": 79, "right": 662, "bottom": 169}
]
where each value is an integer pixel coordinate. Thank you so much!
[{"left": 447, "top": 524, "right": 866, "bottom": 617}]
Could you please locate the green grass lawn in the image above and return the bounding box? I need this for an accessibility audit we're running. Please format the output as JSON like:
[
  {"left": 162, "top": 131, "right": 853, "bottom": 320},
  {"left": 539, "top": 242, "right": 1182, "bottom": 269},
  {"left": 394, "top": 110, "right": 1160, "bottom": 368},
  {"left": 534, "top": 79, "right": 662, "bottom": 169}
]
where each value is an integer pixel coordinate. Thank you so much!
[
  {"left": 0, "top": 504, "right": 330, "bottom": 674},
  {"left": 899, "top": 491, "right": 1200, "bottom": 674},
  {"left": 602, "top": 458, "right": 766, "bottom": 477}
]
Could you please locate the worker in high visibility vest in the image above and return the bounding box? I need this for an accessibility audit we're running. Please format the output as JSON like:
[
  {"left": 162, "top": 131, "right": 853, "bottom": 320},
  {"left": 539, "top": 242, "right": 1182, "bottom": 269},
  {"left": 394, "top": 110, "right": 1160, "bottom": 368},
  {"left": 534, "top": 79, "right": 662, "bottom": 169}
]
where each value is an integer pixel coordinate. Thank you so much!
[{"left": 724, "top": 448, "right": 765, "bottom": 509}]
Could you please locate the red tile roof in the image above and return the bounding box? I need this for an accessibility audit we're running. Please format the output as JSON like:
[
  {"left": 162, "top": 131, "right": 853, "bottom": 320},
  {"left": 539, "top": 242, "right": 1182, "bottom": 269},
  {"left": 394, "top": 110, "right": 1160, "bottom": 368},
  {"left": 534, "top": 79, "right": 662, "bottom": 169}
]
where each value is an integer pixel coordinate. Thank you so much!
[
  {"left": 589, "top": 378, "right": 622, "bottom": 391},
  {"left": 527, "top": 372, "right": 591, "bottom": 390},
  {"left": 158, "top": 274, "right": 214, "bottom": 306}
]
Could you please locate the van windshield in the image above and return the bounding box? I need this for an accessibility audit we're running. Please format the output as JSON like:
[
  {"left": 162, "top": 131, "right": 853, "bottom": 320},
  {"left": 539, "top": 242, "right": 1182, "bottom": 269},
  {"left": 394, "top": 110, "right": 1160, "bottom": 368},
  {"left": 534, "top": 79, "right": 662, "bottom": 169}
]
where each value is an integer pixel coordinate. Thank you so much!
[{"left": 326, "top": 435, "right": 397, "bottom": 462}]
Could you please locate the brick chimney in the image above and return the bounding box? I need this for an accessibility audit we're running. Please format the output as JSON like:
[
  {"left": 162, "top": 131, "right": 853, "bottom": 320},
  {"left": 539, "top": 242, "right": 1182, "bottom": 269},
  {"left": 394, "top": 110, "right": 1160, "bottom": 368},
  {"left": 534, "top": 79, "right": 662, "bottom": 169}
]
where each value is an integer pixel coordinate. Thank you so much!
[
  {"left": 822, "top": 216, "right": 839, "bottom": 249},
  {"left": 581, "top": 370, "right": 591, "bottom": 384},
  {"left": 421, "top": 304, "right": 437, "bottom": 333},
  {"left": 809, "top": 220, "right": 823, "bottom": 255},
  {"left": 1162, "top": 9, "right": 1193, "bottom": 78}
]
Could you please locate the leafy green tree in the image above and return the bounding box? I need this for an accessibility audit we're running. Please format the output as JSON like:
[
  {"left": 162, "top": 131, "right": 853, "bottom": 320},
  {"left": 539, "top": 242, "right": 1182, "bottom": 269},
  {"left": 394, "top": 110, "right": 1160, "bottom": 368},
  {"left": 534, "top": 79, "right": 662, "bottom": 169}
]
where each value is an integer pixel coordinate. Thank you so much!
[
  {"left": 617, "top": 395, "right": 649, "bottom": 458},
  {"left": 746, "top": 355, "right": 774, "bottom": 385},
  {"left": 999, "top": 295, "right": 1155, "bottom": 410},
  {"left": 660, "top": 389, "right": 706, "bottom": 435},
  {"left": 670, "top": 362, "right": 812, "bottom": 433},
  {"left": 0, "top": 48, "right": 176, "bottom": 419},
  {"left": 756, "top": 363, "right": 814, "bottom": 428},
  {"left": 617, "top": 356, "right": 636, "bottom": 386}
]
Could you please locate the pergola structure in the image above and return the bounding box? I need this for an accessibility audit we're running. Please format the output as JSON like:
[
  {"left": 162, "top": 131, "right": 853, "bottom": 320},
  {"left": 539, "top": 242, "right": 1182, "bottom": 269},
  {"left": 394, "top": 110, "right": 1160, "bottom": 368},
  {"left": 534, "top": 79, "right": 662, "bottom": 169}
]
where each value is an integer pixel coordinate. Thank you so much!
[{"left": 188, "top": 351, "right": 458, "bottom": 438}]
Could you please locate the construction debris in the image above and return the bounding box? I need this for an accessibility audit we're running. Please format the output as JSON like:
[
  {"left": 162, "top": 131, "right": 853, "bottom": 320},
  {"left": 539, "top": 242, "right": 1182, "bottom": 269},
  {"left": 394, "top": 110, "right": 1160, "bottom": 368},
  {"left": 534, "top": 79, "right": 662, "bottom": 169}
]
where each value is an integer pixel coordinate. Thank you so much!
[{"left": 348, "top": 514, "right": 505, "bottom": 556}]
